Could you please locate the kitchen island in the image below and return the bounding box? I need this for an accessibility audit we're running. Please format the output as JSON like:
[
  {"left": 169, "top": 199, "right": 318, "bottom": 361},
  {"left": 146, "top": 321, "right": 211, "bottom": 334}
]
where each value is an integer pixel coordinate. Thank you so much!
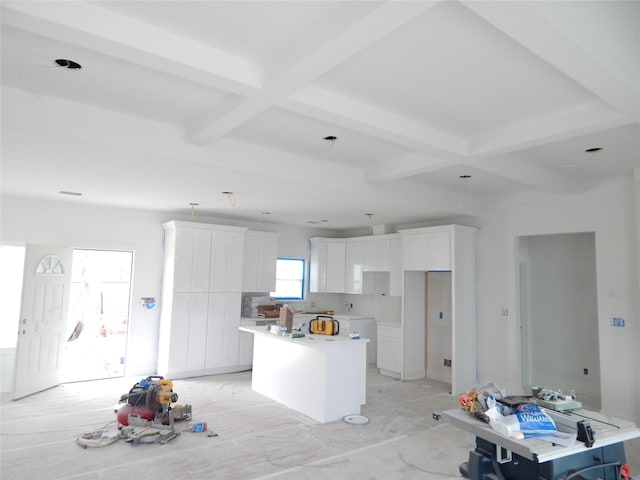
[{"left": 239, "top": 326, "right": 369, "bottom": 423}]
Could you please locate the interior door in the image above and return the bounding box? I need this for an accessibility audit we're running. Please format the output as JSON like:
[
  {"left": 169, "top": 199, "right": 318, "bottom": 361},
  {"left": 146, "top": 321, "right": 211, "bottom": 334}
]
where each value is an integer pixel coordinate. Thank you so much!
[{"left": 13, "top": 245, "right": 73, "bottom": 399}]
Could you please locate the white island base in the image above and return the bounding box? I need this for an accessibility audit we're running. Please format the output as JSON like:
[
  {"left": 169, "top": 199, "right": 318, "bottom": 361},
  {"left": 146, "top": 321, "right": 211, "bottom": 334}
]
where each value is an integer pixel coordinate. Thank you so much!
[{"left": 239, "top": 326, "right": 369, "bottom": 423}]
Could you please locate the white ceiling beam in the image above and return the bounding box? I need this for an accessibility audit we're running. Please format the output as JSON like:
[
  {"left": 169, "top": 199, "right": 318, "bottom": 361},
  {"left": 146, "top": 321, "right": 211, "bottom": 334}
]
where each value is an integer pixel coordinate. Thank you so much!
[
  {"left": 0, "top": 2, "right": 262, "bottom": 96},
  {"left": 363, "top": 153, "right": 455, "bottom": 183},
  {"left": 462, "top": 1, "right": 640, "bottom": 121},
  {"left": 284, "top": 84, "right": 467, "bottom": 156},
  {"left": 468, "top": 102, "right": 633, "bottom": 158},
  {"left": 185, "top": 1, "right": 440, "bottom": 145},
  {"left": 470, "top": 155, "right": 591, "bottom": 195}
]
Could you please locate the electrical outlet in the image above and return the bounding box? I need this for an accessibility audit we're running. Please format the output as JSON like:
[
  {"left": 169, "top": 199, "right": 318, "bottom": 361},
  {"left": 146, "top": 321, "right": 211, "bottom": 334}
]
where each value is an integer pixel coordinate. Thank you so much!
[
  {"left": 610, "top": 317, "right": 625, "bottom": 327},
  {"left": 444, "top": 359, "right": 452, "bottom": 367},
  {"left": 583, "top": 368, "right": 589, "bottom": 375}
]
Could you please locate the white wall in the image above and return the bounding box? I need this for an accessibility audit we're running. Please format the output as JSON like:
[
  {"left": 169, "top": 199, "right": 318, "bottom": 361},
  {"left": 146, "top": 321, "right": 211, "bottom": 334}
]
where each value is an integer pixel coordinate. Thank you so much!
[{"left": 475, "top": 172, "right": 639, "bottom": 423}]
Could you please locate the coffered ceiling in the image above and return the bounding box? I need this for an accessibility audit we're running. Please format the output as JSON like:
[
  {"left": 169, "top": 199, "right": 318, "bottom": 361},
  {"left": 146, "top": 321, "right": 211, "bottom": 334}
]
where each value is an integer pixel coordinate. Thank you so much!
[{"left": 1, "top": 1, "right": 638, "bottom": 230}]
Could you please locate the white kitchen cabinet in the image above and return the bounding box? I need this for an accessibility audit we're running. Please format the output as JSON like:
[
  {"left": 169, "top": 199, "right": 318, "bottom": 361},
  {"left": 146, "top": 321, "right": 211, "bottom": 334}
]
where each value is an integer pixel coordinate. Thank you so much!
[
  {"left": 309, "top": 238, "right": 346, "bottom": 293},
  {"left": 210, "top": 228, "right": 245, "bottom": 292},
  {"left": 242, "top": 231, "right": 279, "bottom": 293},
  {"left": 186, "top": 292, "right": 209, "bottom": 371},
  {"left": 402, "top": 228, "right": 451, "bottom": 271},
  {"left": 206, "top": 292, "right": 242, "bottom": 368},
  {"left": 311, "top": 234, "right": 402, "bottom": 296},
  {"left": 326, "top": 240, "right": 346, "bottom": 293},
  {"left": 309, "top": 238, "right": 327, "bottom": 293},
  {"left": 158, "top": 221, "right": 250, "bottom": 379},
  {"left": 377, "top": 323, "right": 401, "bottom": 377},
  {"left": 238, "top": 329, "right": 254, "bottom": 367},
  {"left": 174, "top": 228, "right": 212, "bottom": 292},
  {"left": 362, "top": 237, "right": 390, "bottom": 272},
  {"left": 389, "top": 236, "right": 402, "bottom": 296},
  {"left": 344, "top": 240, "right": 363, "bottom": 294},
  {"left": 426, "top": 231, "right": 451, "bottom": 270}
]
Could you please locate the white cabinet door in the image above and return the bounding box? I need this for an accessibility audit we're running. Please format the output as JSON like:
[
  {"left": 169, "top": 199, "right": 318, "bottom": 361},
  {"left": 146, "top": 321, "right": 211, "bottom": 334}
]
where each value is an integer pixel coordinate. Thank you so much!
[
  {"left": 363, "top": 238, "right": 390, "bottom": 271},
  {"left": 205, "top": 293, "right": 241, "bottom": 368},
  {"left": 173, "top": 227, "right": 212, "bottom": 292},
  {"left": 210, "top": 230, "right": 245, "bottom": 292},
  {"left": 389, "top": 237, "right": 402, "bottom": 296},
  {"left": 257, "top": 234, "right": 278, "bottom": 292},
  {"left": 326, "top": 241, "right": 346, "bottom": 293},
  {"left": 242, "top": 234, "right": 260, "bottom": 292},
  {"left": 426, "top": 231, "right": 451, "bottom": 271},
  {"left": 402, "top": 233, "right": 428, "bottom": 271},
  {"left": 310, "top": 238, "right": 345, "bottom": 293},
  {"left": 309, "top": 238, "right": 327, "bottom": 293},
  {"left": 167, "top": 292, "right": 191, "bottom": 373},
  {"left": 174, "top": 229, "right": 195, "bottom": 292},
  {"left": 186, "top": 293, "right": 209, "bottom": 371},
  {"left": 402, "top": 231, "right": 451, "bottom": 271},
  {"left": 345, "top": 241, "right": 363, "bottom": 293},
  {"left": 241, "top": 232, "right": 278, "bottom": 292},
  {"left": 238, "top": 330, "right": 254, "bottom": 367},
  {"left": 377, "top": 324, "right": 401, "bottom": 375}
]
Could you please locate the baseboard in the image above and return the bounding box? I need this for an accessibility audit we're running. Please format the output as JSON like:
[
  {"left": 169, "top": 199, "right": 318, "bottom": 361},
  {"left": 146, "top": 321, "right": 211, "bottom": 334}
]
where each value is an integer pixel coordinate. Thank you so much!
[
  {"left": 402, "top": 369, "right": 425, "bottom": 381},
  {"left": 426, "top": 369, "right": 452, "bottom": 383},
  {"left": 379, "top": 368, "right": 400, "bottom": 379}
]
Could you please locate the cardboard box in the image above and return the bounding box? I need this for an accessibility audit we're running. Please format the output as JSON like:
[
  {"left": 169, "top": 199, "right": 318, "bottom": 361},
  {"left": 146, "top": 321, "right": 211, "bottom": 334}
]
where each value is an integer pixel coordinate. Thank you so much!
[{"left": 278, "top": 306, "right": 294, "bottom": 333}]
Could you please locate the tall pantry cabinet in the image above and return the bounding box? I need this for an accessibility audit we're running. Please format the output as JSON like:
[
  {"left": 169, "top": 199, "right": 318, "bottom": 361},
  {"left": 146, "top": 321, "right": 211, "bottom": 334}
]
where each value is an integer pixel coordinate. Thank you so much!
[{"left": 157, "top": 221, "right": 249, "bottom": 379}]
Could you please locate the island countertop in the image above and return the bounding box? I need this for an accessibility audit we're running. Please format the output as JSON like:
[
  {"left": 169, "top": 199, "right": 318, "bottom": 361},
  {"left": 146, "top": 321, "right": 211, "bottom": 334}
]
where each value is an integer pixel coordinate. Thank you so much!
[{"left": 239, "top": 325, "right": 369, "bottom": 347}]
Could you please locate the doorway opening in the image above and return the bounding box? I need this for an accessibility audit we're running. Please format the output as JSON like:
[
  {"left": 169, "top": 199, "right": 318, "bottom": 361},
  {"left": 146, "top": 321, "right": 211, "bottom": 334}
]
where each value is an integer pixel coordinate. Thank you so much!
[
  {"left": 518, "top": 232, "right": 601, "bottom": 409},
  {"left": 425, "top": 271, "right": 452, "bottom": 384},
  {"left": 62, "top": 249, "right": 133, "bottom": 383},
  {"left": 403, "top": 270, "right": 453, "bottom": 388},
  {"left": 0, "top": 245, "right": 26, "bottom": 394}
]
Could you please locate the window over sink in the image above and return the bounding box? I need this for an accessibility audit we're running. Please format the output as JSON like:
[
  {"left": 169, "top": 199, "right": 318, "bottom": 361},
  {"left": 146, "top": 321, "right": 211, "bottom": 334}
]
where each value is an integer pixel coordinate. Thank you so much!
[{"left": 271, "top": 257, "right": 305, "bottom": 300}]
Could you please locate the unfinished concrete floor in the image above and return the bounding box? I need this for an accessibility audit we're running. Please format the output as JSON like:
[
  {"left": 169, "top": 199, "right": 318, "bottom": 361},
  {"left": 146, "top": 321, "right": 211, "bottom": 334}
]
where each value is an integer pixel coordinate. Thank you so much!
[{"left": 1, "top": 368, "right": 638, "bottom": 480}]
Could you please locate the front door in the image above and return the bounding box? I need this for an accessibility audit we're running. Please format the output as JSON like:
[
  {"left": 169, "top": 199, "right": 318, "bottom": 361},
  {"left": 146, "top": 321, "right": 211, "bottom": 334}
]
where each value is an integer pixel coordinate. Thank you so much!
[{"left": 13, "top": 245, "right": 73, "bottom": 399}]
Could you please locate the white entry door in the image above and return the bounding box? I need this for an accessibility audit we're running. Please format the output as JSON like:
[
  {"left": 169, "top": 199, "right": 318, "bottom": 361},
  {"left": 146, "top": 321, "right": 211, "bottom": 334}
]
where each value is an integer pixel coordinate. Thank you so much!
[{"left": 13, "top": 245, "right": 73, "bottom": 400}]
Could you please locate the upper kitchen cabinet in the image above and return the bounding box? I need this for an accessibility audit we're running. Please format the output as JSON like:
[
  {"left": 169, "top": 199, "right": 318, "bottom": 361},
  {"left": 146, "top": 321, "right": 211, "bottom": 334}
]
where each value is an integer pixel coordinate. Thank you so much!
[
  {"left": 242, "top": 231, "right": 280, "bottom": 293},
  {"left": 362, "top": 236, "right": 392, "bottom": 272},
  {"left": 172, "top": 226, "right": 212, "bottom": 293},
  {"left": 389, "top": 236, "right": 402, "bottom": 296},
  {"left": 401, "top": 227, "right": 451, "bottom": 271},
  {"left": 311, "top": 234, "right": 402, "bottom": 295},
  {"left": 309, "top": 238, "right": 346, "bottom": 293},
  {"left": 210, "top": 227, "right": 246, "bottom": 292},
  {"left": 345, "top": 240, "right": 363, "bottom": 294}
]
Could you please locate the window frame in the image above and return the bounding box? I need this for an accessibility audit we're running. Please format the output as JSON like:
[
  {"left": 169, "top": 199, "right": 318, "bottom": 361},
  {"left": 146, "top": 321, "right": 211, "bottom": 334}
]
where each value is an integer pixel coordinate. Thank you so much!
[{"left": 271, "top": 257, "right": 305, "bottom": 301}]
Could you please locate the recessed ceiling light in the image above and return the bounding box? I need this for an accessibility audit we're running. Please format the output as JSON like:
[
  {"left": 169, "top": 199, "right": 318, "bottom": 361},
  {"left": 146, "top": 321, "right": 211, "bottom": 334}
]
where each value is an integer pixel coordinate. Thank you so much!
[
  {"left": 189, "top": 202, "right": 199, "bottom": 206},
  {"left": 323, "top": 136, "right": 338, "bottom": 141},
  {"left": 585, "top": 147, "right": 603, "bottom": 153},
  {"left": 459, "top": 175, "right": 472, "bottom": 179},
  {"left": 55, "top": 59, "right": 82, "bottom": 69},
  {"left": 59, "top": 190, "right": 82, "bottom": 196}
]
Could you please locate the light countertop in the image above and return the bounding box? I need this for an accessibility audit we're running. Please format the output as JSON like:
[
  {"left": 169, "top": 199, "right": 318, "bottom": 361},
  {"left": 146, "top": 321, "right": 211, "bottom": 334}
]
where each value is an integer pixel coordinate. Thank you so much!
[{"left": 239, "top": 325, "right": 369, "bottom": 347}]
